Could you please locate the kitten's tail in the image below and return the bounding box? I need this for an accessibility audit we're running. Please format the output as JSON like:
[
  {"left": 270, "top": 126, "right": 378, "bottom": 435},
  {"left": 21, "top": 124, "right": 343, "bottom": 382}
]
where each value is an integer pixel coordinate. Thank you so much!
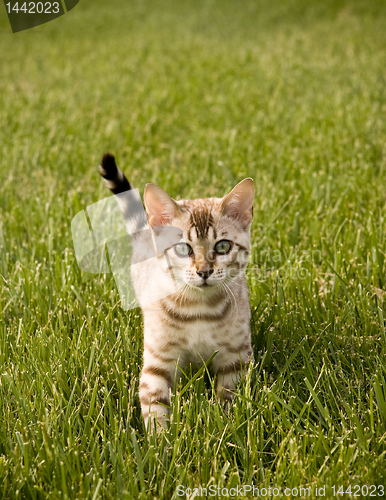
[
  {"left": 99, "top": 153, "right": 148, "bottom": 234},
  {"left": 99, "top": 153, "right": 132, "bottom": 194}
]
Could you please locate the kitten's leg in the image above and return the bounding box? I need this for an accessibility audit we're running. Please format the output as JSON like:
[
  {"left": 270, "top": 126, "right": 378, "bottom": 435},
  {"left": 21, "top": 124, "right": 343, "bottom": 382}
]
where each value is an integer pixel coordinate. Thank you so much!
[
  {"left": 213, "top": 343, "right": 252, "bottom": 406},
  {"left": 139, "top": 348, "right": 177, "bottom": 430}
]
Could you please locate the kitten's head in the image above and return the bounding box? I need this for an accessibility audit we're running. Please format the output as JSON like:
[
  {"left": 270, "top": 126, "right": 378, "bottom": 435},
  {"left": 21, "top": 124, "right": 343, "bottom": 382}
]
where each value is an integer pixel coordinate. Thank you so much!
[{"left": 144, "top": 179, "right": 254, "bottom": 293}]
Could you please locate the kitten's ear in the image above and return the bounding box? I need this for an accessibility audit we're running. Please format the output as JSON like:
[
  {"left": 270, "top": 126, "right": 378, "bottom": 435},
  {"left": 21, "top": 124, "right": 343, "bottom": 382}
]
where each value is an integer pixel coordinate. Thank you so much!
[
  {"left": 221, "top": 178, "right": 255, "bottom": 229},
  {"left": 144, "top": 183, "right": 182, "bottom": 226}
]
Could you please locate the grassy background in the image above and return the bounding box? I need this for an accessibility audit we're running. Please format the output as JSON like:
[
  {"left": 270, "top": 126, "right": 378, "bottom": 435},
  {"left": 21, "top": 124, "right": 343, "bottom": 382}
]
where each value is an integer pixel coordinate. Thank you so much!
[{"left": 1, "top": 0, "right": 386, "bottom": 497}]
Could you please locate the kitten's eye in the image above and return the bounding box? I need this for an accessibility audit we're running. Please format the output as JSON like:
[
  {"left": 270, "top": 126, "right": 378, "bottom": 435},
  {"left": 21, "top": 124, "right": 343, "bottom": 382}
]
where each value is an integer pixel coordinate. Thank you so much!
[
  {"left": 214, "top": 240, "right": 232, "bottom": 254},
  {"left": 174, "top": 242, "right": 193, "bottom": 257}
]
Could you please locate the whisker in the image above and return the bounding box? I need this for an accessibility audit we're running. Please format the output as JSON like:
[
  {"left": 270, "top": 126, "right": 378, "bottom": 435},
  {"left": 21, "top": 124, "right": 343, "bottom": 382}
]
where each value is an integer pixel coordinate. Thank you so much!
[
  {"left": 174, "top": 281, "right": 189, "bottom": 305},
  {"left": 222, "top": 281, "right": 238, "bottom": 323}
]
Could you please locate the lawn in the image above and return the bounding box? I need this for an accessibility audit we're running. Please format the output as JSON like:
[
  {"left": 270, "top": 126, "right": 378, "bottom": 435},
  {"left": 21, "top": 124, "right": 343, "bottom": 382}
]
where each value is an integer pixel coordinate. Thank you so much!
[{"left": 1, "top": 0, "right": 386, "bottom": 498}]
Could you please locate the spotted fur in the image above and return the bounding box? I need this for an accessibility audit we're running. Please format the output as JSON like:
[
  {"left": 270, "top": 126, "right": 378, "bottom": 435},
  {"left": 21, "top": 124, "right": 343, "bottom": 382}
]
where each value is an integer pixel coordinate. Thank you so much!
[{"left": 100, "top": 154, "right": 255, "bottom": 430}]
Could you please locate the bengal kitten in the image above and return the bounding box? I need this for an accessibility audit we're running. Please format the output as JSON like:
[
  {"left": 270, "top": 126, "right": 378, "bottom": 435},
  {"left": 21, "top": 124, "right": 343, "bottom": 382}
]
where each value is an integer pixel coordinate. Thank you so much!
[{"left": 99, "top": 154, "right": 254, "bottom": 429}]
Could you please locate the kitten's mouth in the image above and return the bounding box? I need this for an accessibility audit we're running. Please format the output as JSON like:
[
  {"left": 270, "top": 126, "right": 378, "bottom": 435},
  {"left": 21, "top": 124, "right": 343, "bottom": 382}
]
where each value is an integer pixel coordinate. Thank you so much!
[
  {"left": 187, "top": 281, "right": 218, "bottom": 290},
  {"left": 197, "top": 282, "right": 214, "bottom": 289}
]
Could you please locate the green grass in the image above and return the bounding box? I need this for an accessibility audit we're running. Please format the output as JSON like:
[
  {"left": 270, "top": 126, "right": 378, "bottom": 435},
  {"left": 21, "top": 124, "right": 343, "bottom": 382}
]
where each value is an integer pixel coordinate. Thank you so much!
[{"left": 1, "top": 0, "right": 386, "bottom": 497}]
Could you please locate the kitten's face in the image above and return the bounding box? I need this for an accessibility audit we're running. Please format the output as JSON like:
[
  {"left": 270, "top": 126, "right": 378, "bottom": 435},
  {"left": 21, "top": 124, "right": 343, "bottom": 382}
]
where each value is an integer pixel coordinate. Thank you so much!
[
  {"left": 164, "top": 202, "right": 250, "bottom": 290},
  {"left": 144, "top": 179, "right": 254, "bottom": 293}
]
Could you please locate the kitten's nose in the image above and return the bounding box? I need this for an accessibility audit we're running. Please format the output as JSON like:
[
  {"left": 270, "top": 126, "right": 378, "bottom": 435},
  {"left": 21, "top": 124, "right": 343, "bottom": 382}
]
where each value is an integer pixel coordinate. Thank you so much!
[{"left": 196, "top": 268, "right": 214, "bottom": 280}]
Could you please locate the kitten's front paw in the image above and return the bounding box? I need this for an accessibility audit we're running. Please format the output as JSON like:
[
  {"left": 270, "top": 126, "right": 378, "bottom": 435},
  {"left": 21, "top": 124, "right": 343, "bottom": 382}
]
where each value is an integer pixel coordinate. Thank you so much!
[{"left": 217, "top": 388, "right": 234, "bottom": 413}]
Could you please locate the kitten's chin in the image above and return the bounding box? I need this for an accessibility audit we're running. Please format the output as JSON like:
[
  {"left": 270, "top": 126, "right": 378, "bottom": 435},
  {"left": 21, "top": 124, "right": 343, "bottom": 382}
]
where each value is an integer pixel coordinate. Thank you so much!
[
  {"left": 196, "top": 283, "right": 212, "bottom": 290},
  {"left": 189, "top": 282, "right": 220, "bottom": 292}
]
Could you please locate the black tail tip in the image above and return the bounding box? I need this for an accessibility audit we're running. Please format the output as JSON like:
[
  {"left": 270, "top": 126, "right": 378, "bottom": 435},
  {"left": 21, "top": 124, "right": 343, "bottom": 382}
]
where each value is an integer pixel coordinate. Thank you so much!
[{"left": 99, "top": 153, "right": 118, "bottom": 180}]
